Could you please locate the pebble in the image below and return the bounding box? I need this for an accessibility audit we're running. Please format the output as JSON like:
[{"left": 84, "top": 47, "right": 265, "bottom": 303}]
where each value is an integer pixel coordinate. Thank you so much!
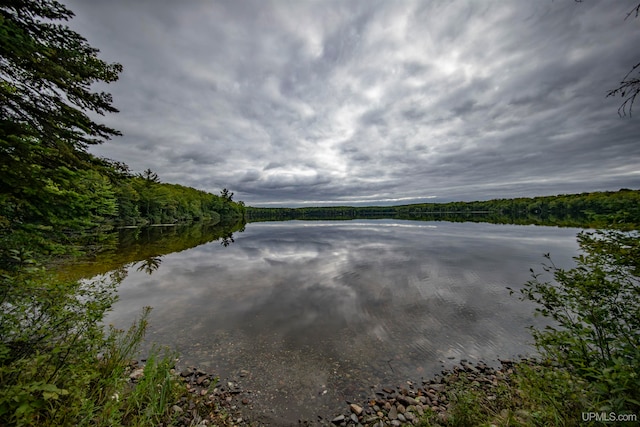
[
  {"left": 331, "top": 414, "right": 345, "bottom": 423},
  {"left": 388, "top": 406, "right": 398, "bottom": 420},
  {"left": 129, "top": 368, "right": 145, "bottom": 381},
  {"left": 399, "top": 395, "right": 418, "bottom": 406},
  {"left": 350, "top": 403, "right": 364, "bottom": 415}
]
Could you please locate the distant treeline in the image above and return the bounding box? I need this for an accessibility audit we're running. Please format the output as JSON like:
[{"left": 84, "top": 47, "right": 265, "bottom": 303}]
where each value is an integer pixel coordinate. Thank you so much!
[{"left": 246, "top": 189, "right": 640, "bottom": 228}]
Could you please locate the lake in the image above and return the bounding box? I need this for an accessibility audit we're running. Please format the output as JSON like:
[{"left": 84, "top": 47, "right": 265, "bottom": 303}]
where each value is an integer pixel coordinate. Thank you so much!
[{"left": 101, "top": 219, "right": 581, "bottom": 423}]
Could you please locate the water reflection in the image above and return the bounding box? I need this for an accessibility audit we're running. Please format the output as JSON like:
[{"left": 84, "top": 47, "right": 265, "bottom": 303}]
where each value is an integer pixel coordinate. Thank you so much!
[
  {"left": 103, "top": 220, "right": 580, "bottom": 423},
  {"left": 135, "top": 256, "right": 163, "bottom": 274},
  {"left": 58, "top": 220, "right": 244, "bottom": 281},
  {"left": 219, "top": 231, "right": 235, "bottom": 247}
]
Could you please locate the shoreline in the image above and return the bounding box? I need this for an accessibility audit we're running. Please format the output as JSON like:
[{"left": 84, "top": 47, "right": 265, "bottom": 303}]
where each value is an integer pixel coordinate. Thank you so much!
[{"left": 148, "top": 358, "right": 535, "bottom": 426}]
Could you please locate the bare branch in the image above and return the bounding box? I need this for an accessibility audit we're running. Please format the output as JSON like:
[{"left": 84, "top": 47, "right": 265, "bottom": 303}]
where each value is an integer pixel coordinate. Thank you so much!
[
  {"left": 625, "top": 3, "right": 640, "bottom": 20},
  {"left": 607, "top": 61, "right": 640, "bottom": 117},
  {"left": 611, "top": 2, "right": 640, "bottom": 116}
]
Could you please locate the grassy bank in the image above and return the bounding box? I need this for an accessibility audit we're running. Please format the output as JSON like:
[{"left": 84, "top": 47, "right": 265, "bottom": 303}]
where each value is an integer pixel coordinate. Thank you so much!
[
  {"left": 1, "top": 261, "right": 162, "bottom": 426},
  {"left": 415, "top": 359, "right": 631, "bottom": 427}
]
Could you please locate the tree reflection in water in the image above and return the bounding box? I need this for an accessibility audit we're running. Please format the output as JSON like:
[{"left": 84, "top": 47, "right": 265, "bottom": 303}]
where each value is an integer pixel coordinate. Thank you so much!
[{"left": 135, "top": 256, "right": 163, "bottom": 274}]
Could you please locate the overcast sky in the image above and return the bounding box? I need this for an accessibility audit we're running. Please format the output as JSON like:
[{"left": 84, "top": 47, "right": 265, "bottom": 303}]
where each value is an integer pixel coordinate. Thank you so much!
[{"left": 62, "top": 0, "right": 640, "bottom": 206}]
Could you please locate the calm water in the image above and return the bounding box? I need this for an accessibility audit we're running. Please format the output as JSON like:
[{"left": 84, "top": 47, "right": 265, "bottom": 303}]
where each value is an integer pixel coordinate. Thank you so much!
[{"left": 102, "top": 219, "right": 580, "bottom": 423}]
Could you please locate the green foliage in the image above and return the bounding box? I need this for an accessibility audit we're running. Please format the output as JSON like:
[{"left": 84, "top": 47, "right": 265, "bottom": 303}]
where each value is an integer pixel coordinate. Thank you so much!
[
  {"left": 417, "top": 362, "right": 596, "bottom": 427},
  {"left": 520, "top": 229, "right": 640, "bottom": 413},
  {"left": 448, "top": 387, "right": 484, "bottom": 427},
  {"left": 0, "top": 263, "right": 114, "bottom": 425},
  {"left": 112, "top": 179, "right": 141, "bottom": 224},
  {"left": 140, "top": 168, "right": 159, "bottom": 184},
  {"left": 0, "top": 0, "right": 122, "bottom": 146},
  {"left": 510, "top": 363, "right": 590, "bottom": 426},
  {"left": 116, "top": 347, "right": 182, "bottom": 426},
  {"left": 0, "top": 1, "right": 244, "bottom": 262},
  {"left": 0, "top": 1, "right": 243, "bottom": 425},
  {"left": 127, "top": 175, "right": 243, "bottom": 225},
  {"left": 422, "top": 229, "right": 639, "bottom": 427},
  {"left": 0, "top": 264, "right": 183, "bottom": 426},
  {"left": 0, "top": 0, "right": 122, "bottom": 234},
  {"left": 0, "top": 163, "right": 244, "bottom": 266}
]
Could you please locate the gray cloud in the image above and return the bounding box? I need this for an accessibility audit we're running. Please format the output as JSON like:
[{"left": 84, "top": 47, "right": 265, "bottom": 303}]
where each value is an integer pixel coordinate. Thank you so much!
[{"left": 64, "top": 0, "right": 640, "bottom": 206}]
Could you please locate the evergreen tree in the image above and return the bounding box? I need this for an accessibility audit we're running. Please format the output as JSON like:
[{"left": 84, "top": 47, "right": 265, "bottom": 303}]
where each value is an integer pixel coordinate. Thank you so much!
[{"left": 0, "top": 0, "right": 122, "bottom": 230}]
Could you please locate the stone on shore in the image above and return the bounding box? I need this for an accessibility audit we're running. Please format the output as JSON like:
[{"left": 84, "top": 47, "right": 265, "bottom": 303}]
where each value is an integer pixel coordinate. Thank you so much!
[
  {"left": 388, "top": 405, "right": 398, "bottom": 420},
  {"left": 331, "top": 414, "right": 345, "bottom": 424},
  {"left": 349, "top": 402, "right": 364, "bottom": 416}
]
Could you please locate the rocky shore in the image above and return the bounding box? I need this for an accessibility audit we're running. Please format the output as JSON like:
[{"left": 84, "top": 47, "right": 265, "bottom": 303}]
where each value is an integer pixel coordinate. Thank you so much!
[
  {"left": 133, "top": 358, "right": 527, "bottom": 426},
  {"left": 323, "top": 359, "right": 521, "bottom": 426},
  {"left": 170, "top": 366, "right": 255, "bottom": 426}
]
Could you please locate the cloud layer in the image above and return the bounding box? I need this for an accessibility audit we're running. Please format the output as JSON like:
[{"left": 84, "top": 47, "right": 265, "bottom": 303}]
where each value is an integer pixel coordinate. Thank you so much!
[{"left": 64, "top": 0, "right": 640, "bottom": 206}]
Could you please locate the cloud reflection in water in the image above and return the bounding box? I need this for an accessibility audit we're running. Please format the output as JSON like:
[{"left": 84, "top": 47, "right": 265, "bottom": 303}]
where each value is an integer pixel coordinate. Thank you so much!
[{"left": 105, "top": 219, "right": 580, "bottom": 420}]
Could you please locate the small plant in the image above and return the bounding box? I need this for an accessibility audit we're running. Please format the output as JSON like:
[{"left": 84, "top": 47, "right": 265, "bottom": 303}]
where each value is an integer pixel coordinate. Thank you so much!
[
  {"left": 448, "top": 387, "right": 485, "bottom": 427},
  {"left": 510, "top": 362, "right": 588, "bottom": 426},
  {"left": 120, "top": 346, "right": 182, "bottom": 425}
]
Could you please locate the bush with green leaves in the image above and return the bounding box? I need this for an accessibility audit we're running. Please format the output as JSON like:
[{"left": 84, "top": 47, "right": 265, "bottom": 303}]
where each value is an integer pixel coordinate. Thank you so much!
[
  {"left": 0, "top": 259, "right": 182, "bottom": 426},
  {"left": 520, "top": 229, "right": 640, "bottom": 413}
]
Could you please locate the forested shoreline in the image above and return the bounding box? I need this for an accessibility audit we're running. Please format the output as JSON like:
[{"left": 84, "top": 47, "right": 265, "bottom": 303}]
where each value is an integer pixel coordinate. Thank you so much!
[
  {"left": 1, "top": 158, "right": 245, "bottom": 266},
  {"left": 247, "top": 188, "right": 640, "bottom": 228}
]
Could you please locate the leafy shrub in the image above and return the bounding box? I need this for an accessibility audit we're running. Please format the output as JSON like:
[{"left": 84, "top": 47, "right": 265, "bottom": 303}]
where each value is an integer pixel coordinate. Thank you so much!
[
  {"left": 0, "top": 260, "right": 182, "bottom": 426},
  {"left": 520, "top": 229, "right": 640, "bottom": 413}
]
